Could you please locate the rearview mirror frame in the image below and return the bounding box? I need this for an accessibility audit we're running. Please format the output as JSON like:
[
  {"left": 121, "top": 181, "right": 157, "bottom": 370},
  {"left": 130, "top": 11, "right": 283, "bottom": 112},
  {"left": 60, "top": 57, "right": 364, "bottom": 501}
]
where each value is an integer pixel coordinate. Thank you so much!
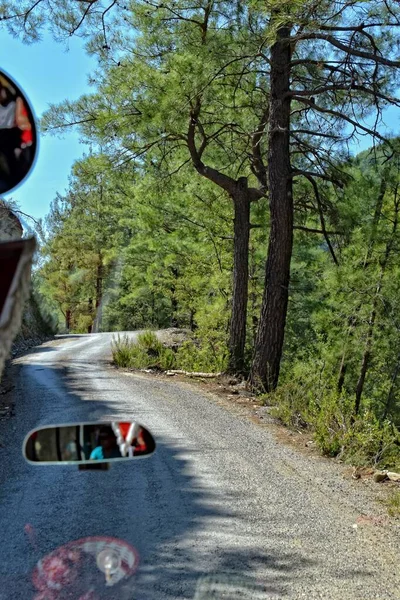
[{"left": 23, "top": 421, "right": 156, "bottom": 466}]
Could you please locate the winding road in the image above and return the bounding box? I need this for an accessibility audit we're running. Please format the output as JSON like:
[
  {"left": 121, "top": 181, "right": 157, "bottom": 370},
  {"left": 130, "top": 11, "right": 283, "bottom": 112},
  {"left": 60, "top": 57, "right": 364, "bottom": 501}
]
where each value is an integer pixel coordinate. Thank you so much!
[{"left": 0, "top": 333, "right": 399, "bottom": 599}]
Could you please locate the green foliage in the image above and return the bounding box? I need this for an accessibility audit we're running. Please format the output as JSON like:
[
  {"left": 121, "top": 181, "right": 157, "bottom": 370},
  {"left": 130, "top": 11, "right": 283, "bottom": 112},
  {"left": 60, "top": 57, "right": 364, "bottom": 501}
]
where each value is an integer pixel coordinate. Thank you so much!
[
  {"left": 258, "top": 151, "right": 399, "bottom": 468},
  {"left": 37, "top": 154, "right": 132, "bottom": 333},
  {"left": 173, "top": 293, "right": 230, "bottom": 372},
  {"left": 267, "top": 360, "right": 400, "bottom": 469},
  {"left": 111, "top": 335, "right": 141, "bottom": 368},
  {"left": 111, "top": 328, "right": 227, "bottom": 373},
  {"left": 343, "top": 415, "right": 400, "bottom": 470},
  {"left": 176, "top": 336, "right": 228, "bottom": 373},
  {"left": 111, "top": 331, "right": 177, "bottom": 370},
  {"left": 266, "top": 359, "right": 347, "bottom": 451},
  {"left": 137, "top": 330, "right": 161, "bottom": 351}
]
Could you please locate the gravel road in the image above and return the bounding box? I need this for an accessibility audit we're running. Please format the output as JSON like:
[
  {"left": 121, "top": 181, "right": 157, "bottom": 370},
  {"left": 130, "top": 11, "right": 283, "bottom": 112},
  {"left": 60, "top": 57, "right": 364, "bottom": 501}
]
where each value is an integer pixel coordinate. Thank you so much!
[{"left": 0, "top": 333, "right": 399, "bottom": 599}]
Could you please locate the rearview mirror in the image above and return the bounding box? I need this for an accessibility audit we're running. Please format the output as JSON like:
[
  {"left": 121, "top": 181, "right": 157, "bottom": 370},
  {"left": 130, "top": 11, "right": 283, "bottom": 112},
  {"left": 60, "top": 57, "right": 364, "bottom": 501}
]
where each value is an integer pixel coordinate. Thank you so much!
[
  {"left": 24, "top": 422, "right": 155, "bottom": 465},
  {"left": 0, "top": 69, "right": 37, "bottom": 194}
]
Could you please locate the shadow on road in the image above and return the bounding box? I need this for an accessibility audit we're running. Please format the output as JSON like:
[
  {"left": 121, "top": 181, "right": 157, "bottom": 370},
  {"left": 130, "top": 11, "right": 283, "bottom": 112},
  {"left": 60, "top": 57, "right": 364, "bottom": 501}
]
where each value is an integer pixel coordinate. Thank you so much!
[{"left": 0, "top": 348, "right": 372, "bottom": 599}]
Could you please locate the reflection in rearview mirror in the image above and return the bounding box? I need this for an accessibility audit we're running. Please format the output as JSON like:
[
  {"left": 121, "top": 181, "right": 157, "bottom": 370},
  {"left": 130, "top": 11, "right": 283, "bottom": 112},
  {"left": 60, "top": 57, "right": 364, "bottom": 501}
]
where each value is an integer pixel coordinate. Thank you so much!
[
  {"left": 24, "top": 422, "right": 155, "bottom": 465},
  {"left": 0, "top": 69, "right": 37, "bottom": 194}
]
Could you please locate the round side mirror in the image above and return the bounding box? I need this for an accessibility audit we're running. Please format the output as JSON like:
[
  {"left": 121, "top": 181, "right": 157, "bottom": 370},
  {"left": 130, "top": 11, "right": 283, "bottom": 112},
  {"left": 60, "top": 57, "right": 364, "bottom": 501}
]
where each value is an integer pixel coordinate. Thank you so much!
[{"left": 0, "top": 70, "right": 37, "bottom": 194}]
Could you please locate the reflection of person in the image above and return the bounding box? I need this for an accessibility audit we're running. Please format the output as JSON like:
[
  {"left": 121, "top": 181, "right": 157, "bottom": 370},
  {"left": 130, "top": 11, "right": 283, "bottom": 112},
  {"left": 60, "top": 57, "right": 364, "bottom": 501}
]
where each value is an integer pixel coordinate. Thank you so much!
[
  {"left": 0, "top": 81, "right": 20, "bottom": 189},
  {"left": 63, "top": 431, "right": 80, "bottom": 461},
  {"left": 0, "top": 80, "right": 33, "bottom": 191},
  {"left": 0, "top": 80, "right": 17, "bottom": 128},
  {"left": 132, "top": 427, "right": 155, "bottom": 456},
  {"left": 90, "top": 426, "right": 122, "bottom": 460},
  {"left": 15, "top": 98, "right": 33, "bottom": 170}
]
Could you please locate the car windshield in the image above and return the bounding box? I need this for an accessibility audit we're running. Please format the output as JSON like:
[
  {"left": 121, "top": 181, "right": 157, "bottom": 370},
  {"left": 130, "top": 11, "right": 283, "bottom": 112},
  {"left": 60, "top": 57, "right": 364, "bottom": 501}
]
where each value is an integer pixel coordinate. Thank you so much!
[{"left": 1, "top": 2, "right": 400, "bottom": 599}]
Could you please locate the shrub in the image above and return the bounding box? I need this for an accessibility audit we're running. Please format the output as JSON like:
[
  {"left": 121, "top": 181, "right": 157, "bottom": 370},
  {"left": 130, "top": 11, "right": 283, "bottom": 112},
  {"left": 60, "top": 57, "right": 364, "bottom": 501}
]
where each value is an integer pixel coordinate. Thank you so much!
[
  {"left": 111, "top": 334, "right": 147, "bottom": 368},
  {"left": 112, "top": 334, "right": 132, "bottom": 368},
  {"left": 342, "top": 414, "right": 400, "bottom": 469},
  {"left": 111, "top": 331, "right": 176, "bottom": 370},
  {"left": 175, "top": 336, "right": 228, "bottom": 373},
  {"left": 137, "top": 330, "right": 162, "bottom": 353},
  {"left": 159, "top": 347, "right": 176, "bottom": 370},
  {"left": 265, "top": 359, "right": 400, "bottom": 469}
]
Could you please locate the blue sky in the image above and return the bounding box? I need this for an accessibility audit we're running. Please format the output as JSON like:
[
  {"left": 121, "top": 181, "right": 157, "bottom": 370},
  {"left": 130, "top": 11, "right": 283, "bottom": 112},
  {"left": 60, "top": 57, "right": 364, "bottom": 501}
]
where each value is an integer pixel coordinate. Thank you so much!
[{"left": 1, "top": 31, "right": 96, "bottom": 224}]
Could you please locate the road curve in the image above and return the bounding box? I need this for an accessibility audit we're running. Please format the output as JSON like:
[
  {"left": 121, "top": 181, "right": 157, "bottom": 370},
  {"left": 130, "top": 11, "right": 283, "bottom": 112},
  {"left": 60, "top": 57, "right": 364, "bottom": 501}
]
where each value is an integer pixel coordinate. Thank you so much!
[{"left": 0, "top": 333, "right": 399, "bottom": 599}]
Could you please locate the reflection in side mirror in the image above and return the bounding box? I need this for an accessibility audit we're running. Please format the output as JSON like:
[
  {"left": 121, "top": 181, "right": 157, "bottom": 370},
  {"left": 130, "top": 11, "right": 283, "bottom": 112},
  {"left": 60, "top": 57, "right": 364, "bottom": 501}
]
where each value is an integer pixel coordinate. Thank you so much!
[
  {"left": 23, "top": 422, "right": 156, "bottom": 465},
  {"left": 0, "top": 70, "right": 37, "bottom": 194}
]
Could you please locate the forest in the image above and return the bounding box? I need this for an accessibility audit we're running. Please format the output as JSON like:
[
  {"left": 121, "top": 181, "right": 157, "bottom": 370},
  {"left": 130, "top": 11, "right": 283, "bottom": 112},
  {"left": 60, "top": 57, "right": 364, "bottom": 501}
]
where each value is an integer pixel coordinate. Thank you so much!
[{"left": 3, "top": 0, "right": 400, "bottom": 468}]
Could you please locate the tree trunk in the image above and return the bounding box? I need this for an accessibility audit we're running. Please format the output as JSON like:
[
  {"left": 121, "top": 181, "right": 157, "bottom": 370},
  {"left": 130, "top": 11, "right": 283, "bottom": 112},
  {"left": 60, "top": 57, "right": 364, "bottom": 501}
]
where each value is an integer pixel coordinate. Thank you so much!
[
  {"left": 170, "top": 298, "right": 179, "bottom": 327},
  {"left": 65, "top": 309, "right": 71, "bottom": 332},
  {"left": 151, "top": 291, "right": 155, "bottom": 326},
  {"left": 249, "top": 23, "right": 293, "bottom": 392},
  {"left": 88, "top": 297, "right": 93, "bottom": 333},
  {"left": 189, "top": 309, "right": 196, "bottom": 331},
  {"left": 228, "top": 179, "right": 251, "bottom": 374},
  {"left": 170, "top": 267, "right": 179, "bottom": 327},
  {"left": 92, "top": 259, "right": 103, "bottom": 333},
  {"left": 248, "top": 242, "right": 258, "bottom": 347}
]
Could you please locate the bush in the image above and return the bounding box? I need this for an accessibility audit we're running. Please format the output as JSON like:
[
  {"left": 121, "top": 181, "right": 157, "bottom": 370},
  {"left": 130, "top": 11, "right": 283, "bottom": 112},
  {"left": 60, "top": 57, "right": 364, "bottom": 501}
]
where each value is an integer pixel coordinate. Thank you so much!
[
  {"left": 112, "top": 327, "right": 228, "bottom": 374},
  {"left": 265, "top": 360, "right": 400, "bottom": 469},
  {"left": 159, "top": 347, "right": 176, "bottom": 370},
  {"left": 137, "top": 330, "right": 161, "bottom": 353},
  {"left": 111, "top": 334, "right": 146, "bottom": 368},
  {"left": 174, "top": 300, "right": 230, "bottom": 373},
  {"left": 175, "top": 336, "right": 228, "bottom": 373},
  {"left": 111, "top": 331, "right": 177, "bottom": 370},
  {"left": 342, "top": 414, "right": 400, "bottom": 469}
]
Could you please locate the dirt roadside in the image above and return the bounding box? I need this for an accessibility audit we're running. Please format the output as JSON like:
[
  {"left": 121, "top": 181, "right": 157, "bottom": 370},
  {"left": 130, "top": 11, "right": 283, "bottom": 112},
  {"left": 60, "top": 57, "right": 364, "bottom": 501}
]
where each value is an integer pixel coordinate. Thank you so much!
[{"left": 116, "top": 363, "right": 400, "bottom": 526}]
